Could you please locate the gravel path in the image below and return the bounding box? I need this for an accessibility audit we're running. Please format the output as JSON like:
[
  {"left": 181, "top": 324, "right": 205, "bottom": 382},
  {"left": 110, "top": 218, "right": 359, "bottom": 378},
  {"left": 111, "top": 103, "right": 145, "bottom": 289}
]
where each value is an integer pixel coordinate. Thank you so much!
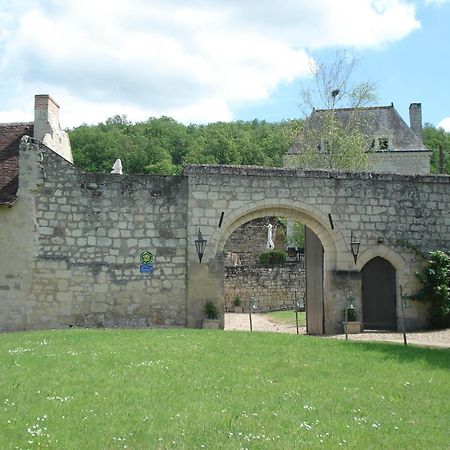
[{"left": 225, "top": 313, "right": 450, "bottom": 349}]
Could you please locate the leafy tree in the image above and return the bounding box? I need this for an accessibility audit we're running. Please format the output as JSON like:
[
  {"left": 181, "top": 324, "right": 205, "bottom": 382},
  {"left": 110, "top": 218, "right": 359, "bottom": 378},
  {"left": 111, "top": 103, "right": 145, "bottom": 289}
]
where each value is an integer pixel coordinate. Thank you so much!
[
  {"left": 415, "top": 250, "right": 450, "bottom": 328},
  {"left": 68, "top": 117, "right": 299, "bottom": 175},
  {"left": 423, "top": 123, "right": 450, "bottom": 174},
  {"left": 287, "top": 50, "right": 377, "bottom": 171}
]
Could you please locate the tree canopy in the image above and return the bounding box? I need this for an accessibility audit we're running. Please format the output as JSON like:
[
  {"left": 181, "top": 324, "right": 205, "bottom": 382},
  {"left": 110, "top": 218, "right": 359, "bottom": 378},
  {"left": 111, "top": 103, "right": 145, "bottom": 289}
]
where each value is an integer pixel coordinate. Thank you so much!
[
  {"left": 423, "top": 123, "right": 450, "bottom": 174},
  {"left": 289, "top": 50, "right": 378, "bottom": 171},
  {"left": 68, "top": 116, "right": 300, "bottom": 175}
]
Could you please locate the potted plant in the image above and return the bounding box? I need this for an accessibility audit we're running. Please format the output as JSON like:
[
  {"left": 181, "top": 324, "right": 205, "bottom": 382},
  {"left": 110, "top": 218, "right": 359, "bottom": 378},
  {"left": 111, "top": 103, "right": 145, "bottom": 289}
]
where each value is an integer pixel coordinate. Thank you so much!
[
  {"left": 202, "top": 301, "right": 220, "bottom": 329},
  {"left": 343, "top": 305, "right": 362, "bottom": 334},
  {"left": 233, "top": 296, "right": 242, "bottom": 313}
]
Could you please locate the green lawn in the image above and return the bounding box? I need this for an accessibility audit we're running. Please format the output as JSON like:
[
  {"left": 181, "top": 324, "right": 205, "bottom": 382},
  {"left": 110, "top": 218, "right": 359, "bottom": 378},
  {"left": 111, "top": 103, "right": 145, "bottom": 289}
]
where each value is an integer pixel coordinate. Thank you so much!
[
  {"left": 264, "top": 310, "right": 306, "bottom": 327},
  {"left": 1, "top": 329, "right": 449, "bottom": 449}
]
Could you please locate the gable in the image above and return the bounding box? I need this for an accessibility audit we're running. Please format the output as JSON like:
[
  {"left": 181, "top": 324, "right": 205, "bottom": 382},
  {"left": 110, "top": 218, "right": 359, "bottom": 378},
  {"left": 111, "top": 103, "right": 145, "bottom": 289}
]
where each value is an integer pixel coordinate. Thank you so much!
[{"left": 0, "top": 123, "right": 33, "bottom": 205}]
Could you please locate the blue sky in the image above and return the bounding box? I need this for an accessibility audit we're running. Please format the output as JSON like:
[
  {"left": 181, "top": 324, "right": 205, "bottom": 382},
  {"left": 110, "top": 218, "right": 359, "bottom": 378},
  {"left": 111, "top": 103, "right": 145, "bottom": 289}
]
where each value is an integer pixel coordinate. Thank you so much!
[
  {"left": 0, "top": 0, "right": 449, "bottom": 130},
  {"left": 235, "top": 0, "right": 450, "bottom": 129}
]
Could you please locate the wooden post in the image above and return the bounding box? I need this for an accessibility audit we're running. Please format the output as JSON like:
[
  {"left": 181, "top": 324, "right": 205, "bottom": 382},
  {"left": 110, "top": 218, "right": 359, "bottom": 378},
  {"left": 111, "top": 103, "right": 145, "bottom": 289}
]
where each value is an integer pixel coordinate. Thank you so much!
[
  {"left": 399, "top": 286, "right": 408, "bottom": 347},
  {"left": 345, "top": 299, "right": 349, "bottom": 341},
  {"left": 249, "top": 299, "right": 253, "bottom": 332}
]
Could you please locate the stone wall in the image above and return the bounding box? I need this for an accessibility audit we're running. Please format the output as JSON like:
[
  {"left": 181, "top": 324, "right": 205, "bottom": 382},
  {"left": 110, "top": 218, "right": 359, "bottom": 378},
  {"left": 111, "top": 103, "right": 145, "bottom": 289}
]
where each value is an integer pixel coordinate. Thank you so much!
[
  {"left": 2, "top": 143, "right": 450, "bottom": 333},
  {"left": 0, "top": 138, "right": 188, "bottom": 331},
  {"left": 225, "top": 217, "right": 285, "bottom": 265},
  {"left": 185, "top": 165, "right": 450, "bottom": 332},
  {"left": 285, "top": 151, "right": 431, "bottom": 175},
  {"left": 368, "top": 151, "right": 430, "bottom": 175},
  {"left": 224, "top": 262, "right": 305, "bottom": 312}
]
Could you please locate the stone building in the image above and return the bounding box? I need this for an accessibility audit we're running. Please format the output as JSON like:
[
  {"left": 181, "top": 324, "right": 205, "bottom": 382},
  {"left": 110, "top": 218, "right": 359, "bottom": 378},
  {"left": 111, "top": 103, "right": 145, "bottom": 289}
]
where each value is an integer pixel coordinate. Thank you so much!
[
  {"left": 1, "top": 96, "right": 449, "bottom": 334},
  {"left": 285, "top": 103, "right": 432, "bottom": 175},
  {"left": 0, "top": 95, "right": 73, "bottom": 207}
]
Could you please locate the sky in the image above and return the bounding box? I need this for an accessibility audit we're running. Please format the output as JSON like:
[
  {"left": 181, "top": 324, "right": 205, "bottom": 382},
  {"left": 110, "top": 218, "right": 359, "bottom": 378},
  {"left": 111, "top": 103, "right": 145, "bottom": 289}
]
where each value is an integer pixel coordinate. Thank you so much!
[{"left": 0, "top": 0, "right": 449, "bottom": 131}]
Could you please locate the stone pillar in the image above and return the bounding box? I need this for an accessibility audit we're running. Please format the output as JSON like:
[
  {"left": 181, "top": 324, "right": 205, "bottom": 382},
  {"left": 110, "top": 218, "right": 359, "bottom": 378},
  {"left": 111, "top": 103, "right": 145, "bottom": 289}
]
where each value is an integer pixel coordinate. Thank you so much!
[
  {"left": 34, "top": 94, "right": 73, "bottom": 163},
  {"left": 409, "top": 103, "right": 423, "bottom": 140}
]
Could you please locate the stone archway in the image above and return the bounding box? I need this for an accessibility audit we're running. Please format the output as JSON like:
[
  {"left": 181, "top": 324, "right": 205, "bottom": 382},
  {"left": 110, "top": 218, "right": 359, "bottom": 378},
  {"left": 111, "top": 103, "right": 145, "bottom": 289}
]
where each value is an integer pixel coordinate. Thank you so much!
[
  {"left": 361, "top": 257, "right": 397, "bottom": 330},
  {"left": 202, "top": 201, "right": 345, "bottom": 334}
]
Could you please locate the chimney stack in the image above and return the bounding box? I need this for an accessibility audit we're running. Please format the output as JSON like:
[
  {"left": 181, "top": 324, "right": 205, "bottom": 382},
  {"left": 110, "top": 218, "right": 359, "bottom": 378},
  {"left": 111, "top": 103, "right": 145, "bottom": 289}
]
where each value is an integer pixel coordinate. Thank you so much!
[
  {"left": 33, "top": 94, "right": 73, "bottom": 163},
  {"left": 409, "top": 103, "right": 423, "bottom": 140}
]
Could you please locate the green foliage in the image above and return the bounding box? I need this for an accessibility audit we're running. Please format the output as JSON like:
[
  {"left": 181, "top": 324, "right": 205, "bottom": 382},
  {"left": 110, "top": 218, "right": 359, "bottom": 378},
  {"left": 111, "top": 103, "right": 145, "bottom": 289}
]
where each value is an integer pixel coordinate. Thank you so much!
[
  {"left": 287, "top": 109, "right": 371, "bottom": 171},
  {"left": 345, "top": 306, "right": 357, "bottom": 322},
  {"left": 292, "top": 50, "right": 377, "bottom": 171},
  {"left": 68, "top": 117, "right": 301, "bottom": 175},
  {"left": 423, "top": 123, "right": 450, "bottom": 174},
  {"left": 233, "top": 296, "right": 241, "bottom": 307},
  {"left": 415, "top": 250, "right": 450, "bottom": 328},
  {"left": 258, "top": 249, "right": 287, "bottom": 266},
  {"left": 204, "top": 301, "right": 219, "bottom": 320},
  {"left": 278, "top": 218, "right": 305, "bottom": 248}
]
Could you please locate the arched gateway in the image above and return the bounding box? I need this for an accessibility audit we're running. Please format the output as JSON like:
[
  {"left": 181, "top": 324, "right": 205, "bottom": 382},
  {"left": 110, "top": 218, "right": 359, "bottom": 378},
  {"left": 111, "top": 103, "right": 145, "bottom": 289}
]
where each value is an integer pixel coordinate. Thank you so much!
[{"left": 1, "top": 142, "right": 449, "bottom": 332}]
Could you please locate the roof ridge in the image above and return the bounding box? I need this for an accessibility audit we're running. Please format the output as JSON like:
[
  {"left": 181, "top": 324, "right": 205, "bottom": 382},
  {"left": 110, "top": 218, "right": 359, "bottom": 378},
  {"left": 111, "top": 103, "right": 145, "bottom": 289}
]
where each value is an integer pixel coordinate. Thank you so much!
[{"left": 314, "top": 105, "right": 394, "bottom": 113}]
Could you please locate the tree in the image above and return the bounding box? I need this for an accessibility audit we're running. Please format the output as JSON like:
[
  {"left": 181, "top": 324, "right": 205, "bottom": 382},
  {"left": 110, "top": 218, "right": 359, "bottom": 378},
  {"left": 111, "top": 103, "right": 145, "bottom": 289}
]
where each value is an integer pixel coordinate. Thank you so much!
[
  {"left": 416, "top": 250, "right": 450, "bottom": 328},
  {"left": 288, "top": 50, "right": 378, "bottom": 171},
  {"left": 423, "top": 123, "right": 450, "bottom": 174},
  {"left": 69, "top": 117, "right": 299, "bottom": 175}
]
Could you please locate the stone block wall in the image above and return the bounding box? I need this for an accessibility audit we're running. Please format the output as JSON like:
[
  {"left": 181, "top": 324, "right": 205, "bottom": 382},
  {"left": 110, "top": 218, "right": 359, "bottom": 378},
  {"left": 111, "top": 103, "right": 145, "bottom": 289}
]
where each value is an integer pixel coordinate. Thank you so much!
[
  {"left": 368, "top": 151, "right": 431, "bottom": 175},
  {"left": 224, "top": 262, "right": 305, "bottom": 312},
  {"left": 0, "top": 138, "right": 188, "bottom": 331},
  {"left": 185, "top": 165, "right": 450, "bottom": 333},
  {"left": 225, "top": 217, "right": 285, "bottom": 265}
]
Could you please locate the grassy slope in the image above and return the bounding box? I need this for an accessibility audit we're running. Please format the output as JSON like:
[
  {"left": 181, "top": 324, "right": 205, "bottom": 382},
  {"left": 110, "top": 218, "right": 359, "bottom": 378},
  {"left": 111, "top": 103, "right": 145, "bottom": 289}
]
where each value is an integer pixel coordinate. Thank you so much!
[{"left": 1, "top": 329, "right": 449, "bottom": 449}]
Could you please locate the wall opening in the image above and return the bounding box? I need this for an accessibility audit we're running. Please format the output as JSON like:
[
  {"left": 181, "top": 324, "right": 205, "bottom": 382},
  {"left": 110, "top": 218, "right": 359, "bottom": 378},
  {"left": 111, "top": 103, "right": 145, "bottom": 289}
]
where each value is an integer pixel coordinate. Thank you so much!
[
  {"left": 216, "top": 212, "right": 326, "bottom": 334},
  {"left": 361, "top": 257, "right": 397, "bottom": 330}
]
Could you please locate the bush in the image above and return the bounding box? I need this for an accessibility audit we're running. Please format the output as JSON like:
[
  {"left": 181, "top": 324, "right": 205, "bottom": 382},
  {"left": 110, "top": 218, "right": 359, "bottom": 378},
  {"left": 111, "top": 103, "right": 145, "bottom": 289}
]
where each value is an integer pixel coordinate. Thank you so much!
[
  {"left": 233, "top": 296, "right": 241, "bottom": 307},
  {"left": 204, "top": 301, "right": 219, "bottom": 320},
  {"left": 416, "top": 250, "right": 450, "bottom": 328},
  {"left": 345, "top": 306, "right": 357, "bottom": 322},
  {"left": 258, "top": 250, "right": 287, "bottom": 266}
]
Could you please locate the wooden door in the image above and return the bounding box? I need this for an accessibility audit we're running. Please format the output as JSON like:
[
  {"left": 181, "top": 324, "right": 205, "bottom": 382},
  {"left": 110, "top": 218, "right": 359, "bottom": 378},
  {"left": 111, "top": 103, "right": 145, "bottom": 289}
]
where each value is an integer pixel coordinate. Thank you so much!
[
  {"left": 305, "top": 226, "right": 324, "bottom": 334},
  {"left": 361, "top": 257, "right": 396, "bottom": 330}
]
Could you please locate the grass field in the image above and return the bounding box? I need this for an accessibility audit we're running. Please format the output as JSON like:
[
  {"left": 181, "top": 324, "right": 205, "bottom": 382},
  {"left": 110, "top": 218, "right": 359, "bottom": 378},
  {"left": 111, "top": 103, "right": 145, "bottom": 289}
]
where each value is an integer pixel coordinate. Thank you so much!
[
  {"left": 264, "top": 310, "right": 306, "bottom": 327},
  {"left": 1, "top": 328, "right": 449, "bottom": 449}
]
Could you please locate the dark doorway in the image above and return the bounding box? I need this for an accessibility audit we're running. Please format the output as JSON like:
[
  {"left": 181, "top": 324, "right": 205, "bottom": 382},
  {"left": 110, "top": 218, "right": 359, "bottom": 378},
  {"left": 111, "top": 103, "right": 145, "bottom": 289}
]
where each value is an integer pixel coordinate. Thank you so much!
[{"left": 361, "top": 257, "right": 396, "bottom": 330}]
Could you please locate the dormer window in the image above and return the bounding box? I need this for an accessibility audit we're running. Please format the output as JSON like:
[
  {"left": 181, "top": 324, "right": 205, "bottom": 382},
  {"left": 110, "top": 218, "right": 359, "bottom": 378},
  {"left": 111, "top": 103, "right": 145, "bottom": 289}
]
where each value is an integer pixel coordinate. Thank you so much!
[{"left": 378, "top": 137, "right": 389, "bottom": 151}]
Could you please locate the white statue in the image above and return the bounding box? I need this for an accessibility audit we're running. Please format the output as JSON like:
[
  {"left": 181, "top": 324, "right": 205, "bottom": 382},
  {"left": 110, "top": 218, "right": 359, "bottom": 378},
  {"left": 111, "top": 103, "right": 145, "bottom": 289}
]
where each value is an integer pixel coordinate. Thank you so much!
[
  {"left": 111, "top": 159, "right": 123, "bottom": 174},
  {"left": 267, "top": 223, "right": 276, "bottom": 250}
]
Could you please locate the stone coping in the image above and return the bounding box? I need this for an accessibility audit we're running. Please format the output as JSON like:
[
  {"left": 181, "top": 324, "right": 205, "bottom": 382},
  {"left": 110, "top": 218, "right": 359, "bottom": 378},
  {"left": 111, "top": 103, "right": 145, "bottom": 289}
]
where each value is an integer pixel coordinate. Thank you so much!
[{"left": 184, "top": 164, "right": 450, "bottom": 183}]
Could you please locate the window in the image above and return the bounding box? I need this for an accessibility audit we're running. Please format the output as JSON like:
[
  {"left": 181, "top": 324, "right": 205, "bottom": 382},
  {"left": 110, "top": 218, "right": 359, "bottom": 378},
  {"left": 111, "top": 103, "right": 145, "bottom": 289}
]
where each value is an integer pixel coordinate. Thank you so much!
[{"left": 378, "top": 137, "right": 389, "bottom": 151}]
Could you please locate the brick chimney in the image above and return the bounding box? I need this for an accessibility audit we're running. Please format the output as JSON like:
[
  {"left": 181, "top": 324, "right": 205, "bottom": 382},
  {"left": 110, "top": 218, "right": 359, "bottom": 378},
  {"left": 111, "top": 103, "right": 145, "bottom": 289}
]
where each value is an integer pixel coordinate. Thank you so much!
[
  {"left": 34, "top": 94, "right": 73, "bottom": 163},
  {"left": 409, "top": 103, "right": 423, "bottom": 140}
]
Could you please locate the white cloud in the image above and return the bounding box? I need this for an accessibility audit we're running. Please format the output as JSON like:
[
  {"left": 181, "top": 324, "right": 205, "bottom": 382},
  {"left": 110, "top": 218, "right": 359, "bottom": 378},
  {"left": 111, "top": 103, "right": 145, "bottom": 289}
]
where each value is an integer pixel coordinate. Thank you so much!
[
  {"left": 0, "top": 0, "right": 420, "bottom": 126},
  {"left": 437, "top": 117, "right": 450, "bottom": 132}
]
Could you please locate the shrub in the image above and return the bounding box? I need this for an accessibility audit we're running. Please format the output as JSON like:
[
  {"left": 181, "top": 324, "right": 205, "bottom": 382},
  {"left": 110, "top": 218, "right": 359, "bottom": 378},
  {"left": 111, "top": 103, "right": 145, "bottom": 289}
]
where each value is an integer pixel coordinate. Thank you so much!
[
  {"left": 415, "top": 250, "right": 450, "bottom": 328},
  {"left": 233, "top": 296, "right": 241, "bottom": 307},
  {"left": 258, "top": 249, "right": 287, "bottom": 266},
  {"left": 204, "top": 301, "right": 219, "bottom": 320},
  {"left": 345, "top": 306, "right": 357, "bottom": 322}
]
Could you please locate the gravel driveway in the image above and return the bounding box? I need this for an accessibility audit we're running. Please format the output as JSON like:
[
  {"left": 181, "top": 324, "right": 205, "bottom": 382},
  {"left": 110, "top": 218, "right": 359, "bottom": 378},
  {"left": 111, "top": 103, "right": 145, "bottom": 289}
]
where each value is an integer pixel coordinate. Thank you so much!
[{"left": 225, "top": 313, "right": 450, "bottom": 349}]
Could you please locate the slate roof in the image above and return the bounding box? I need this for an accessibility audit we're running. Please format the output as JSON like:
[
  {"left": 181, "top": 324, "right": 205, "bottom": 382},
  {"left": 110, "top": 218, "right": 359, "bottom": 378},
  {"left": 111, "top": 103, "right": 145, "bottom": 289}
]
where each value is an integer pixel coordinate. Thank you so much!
[
  {"left": 0, "top": 123, "right": 33, "bottom": 205},
  {"left": 287, "top": 105, "right": 429, "bottom": 155}
]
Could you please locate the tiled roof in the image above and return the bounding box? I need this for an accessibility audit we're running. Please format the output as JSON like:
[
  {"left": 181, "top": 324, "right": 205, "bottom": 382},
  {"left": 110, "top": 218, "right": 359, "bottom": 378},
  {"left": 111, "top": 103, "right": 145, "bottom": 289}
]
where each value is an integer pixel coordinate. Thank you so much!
[{"left": 0, "top": 123, "right": 33, "bottom": 205}]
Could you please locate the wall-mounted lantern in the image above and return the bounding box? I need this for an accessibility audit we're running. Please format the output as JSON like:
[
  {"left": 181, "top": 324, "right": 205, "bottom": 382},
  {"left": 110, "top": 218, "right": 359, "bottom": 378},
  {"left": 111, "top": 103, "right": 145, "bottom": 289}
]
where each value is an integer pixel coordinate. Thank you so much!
[
  {"left": 350, "top": 231, "right": 360, "bottom": 264},
  {"left": 194, "top": 228, "right": 207, "bottom": 263}
]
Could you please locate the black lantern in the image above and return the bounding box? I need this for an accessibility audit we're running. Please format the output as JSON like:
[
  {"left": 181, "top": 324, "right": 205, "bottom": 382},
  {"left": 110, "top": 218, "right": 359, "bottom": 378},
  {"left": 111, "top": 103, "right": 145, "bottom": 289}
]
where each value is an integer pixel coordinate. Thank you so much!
[
  {"left": 350, "top": 230, "right": 360, "bottom": 264},
  {"left": 194, "top": 228, "right": 207, "bottom": 263}
]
